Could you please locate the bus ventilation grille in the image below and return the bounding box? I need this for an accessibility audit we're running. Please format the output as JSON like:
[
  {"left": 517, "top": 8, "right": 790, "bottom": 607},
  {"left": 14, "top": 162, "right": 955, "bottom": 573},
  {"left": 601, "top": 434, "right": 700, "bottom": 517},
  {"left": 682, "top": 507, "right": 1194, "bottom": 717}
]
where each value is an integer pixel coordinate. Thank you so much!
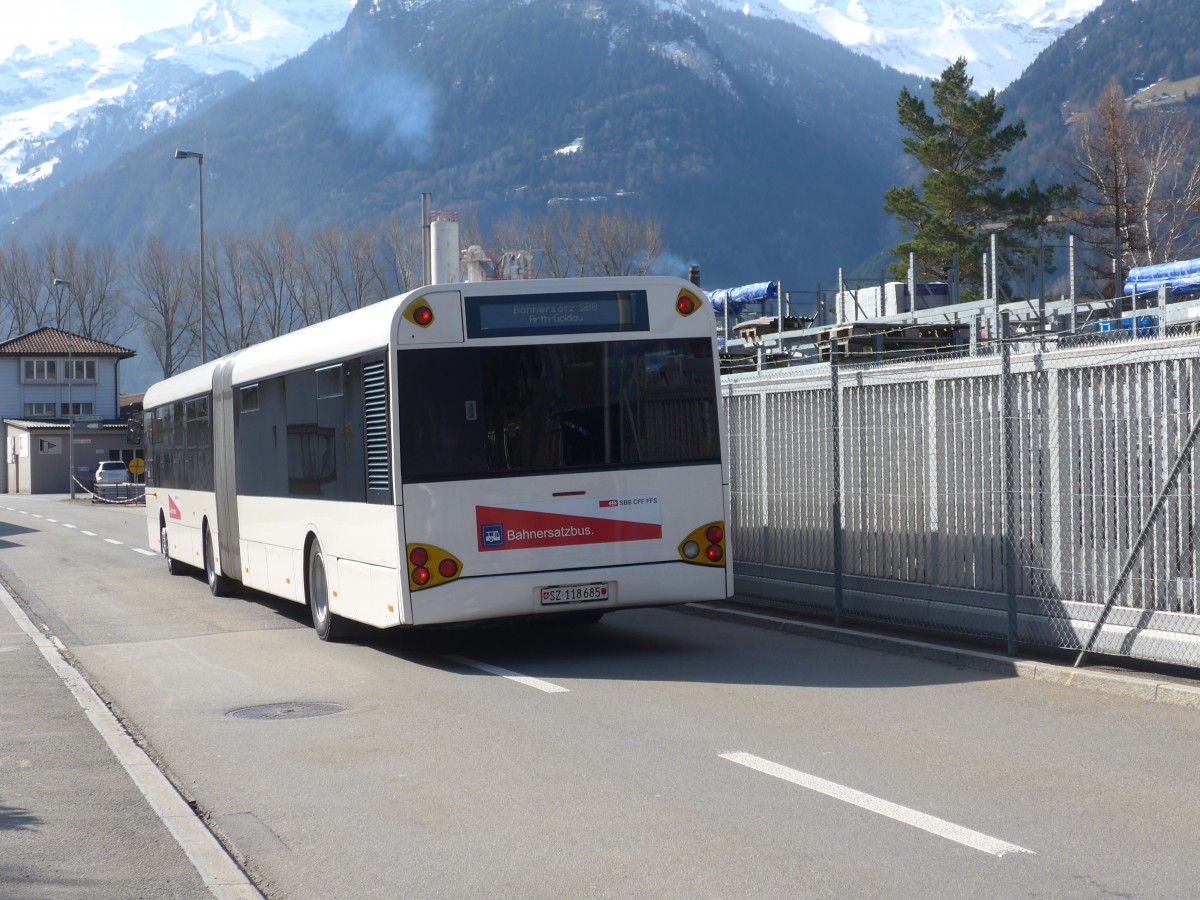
[{"left": 364, "top": 360, "right": 390, "bottom": 493}]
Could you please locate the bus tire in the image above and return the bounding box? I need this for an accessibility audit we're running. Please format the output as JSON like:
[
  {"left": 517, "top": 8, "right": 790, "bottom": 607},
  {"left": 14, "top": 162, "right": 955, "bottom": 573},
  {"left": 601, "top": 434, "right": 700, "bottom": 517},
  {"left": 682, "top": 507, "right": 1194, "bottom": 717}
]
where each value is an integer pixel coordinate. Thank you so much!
[
  {"left": 204, "top": 524, "right": 233, "bottom": 597},
  {"left": 161, "top": 521, "right": 186, "bottom": 576},
  {"left": 307, "top": 538, "right": 341, "bottom": 641}
]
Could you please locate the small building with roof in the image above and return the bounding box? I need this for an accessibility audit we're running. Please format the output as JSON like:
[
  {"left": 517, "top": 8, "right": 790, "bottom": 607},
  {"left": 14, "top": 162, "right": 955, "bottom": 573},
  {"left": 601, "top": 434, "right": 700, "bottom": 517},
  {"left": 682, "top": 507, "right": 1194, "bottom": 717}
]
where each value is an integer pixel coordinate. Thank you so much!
[{"left": 0, "top": 327, "right": 137, "bottom": 494}]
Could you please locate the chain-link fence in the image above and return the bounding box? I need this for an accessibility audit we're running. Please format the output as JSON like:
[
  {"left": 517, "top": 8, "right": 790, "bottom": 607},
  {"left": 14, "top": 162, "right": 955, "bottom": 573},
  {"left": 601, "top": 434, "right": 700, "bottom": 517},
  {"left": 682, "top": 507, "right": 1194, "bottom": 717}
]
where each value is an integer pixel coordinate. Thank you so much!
[{"left": 724, "top": 315, "right": 1200, "bottom": 669}]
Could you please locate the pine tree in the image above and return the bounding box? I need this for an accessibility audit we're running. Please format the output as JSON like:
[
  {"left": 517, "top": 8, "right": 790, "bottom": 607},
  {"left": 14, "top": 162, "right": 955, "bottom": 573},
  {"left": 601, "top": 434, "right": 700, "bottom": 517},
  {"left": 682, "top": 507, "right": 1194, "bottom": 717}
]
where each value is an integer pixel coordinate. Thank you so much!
[{"left": 883, "top": 58, "right": 1066, "bottom": 296}]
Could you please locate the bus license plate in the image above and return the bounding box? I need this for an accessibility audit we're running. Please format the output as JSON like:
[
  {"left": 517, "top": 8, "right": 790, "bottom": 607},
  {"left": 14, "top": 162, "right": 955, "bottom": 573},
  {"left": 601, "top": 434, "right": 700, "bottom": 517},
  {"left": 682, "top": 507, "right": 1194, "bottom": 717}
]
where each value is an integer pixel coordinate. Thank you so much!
[{"left": 539, "top": 582, "right": 609, "bottom": 605}]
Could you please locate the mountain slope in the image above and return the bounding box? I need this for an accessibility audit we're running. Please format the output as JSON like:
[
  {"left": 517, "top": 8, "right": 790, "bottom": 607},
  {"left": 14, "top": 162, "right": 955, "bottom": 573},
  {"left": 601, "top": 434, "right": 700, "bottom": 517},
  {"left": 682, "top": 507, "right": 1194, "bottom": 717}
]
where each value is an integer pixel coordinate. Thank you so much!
[
  {"left": 4, "top": 0, "right": 921, "bottom": 289},
  {"left": 0, "top": 0, "right": 353, "bottom": 220},
  {"left": 1001, "top": 0, "right": 1200, "bottom": 184}
]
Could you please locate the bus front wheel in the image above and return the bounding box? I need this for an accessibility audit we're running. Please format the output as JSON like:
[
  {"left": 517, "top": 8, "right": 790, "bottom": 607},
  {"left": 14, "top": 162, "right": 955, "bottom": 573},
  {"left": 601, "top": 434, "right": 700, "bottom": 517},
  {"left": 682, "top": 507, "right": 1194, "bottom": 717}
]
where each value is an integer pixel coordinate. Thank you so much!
[
  {"left": 307, "top": 538, "right": 342, "bottom": 642},
  {"left": 161, "top": 522, "right": 185, "bottom": 576}
]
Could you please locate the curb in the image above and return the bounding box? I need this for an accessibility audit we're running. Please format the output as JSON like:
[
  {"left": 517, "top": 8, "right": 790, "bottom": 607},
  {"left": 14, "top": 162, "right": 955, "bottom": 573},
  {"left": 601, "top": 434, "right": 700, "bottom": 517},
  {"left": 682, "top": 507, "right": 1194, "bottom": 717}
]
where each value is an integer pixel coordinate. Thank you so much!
[{"left": 679, "top": 602, "right": 1200, "bottom": 711}]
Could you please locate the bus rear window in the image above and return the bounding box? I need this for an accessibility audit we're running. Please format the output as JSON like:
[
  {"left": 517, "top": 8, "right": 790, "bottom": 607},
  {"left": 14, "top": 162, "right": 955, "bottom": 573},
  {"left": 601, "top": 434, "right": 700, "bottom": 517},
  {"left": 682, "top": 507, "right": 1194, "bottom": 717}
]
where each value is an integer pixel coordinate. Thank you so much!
[{"left": 398, "top": 338, "right": 719, "bottom": 482}]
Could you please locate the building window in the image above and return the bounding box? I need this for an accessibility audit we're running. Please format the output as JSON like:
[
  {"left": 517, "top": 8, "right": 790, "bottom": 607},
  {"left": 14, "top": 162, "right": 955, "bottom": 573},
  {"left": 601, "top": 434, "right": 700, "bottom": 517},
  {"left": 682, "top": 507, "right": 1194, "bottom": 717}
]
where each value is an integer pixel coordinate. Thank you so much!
[
  {"left": 23, "top": 402, "right": 55, "bottom": 417},
  {"left": 67, "top": 359, "right": 96, "bottom": 382},
  {"left": 22, "top": 359, "right": 58, "bottom": 382},
  {"left": 60, "top": 402, "right": 94, "bottom": 417}
]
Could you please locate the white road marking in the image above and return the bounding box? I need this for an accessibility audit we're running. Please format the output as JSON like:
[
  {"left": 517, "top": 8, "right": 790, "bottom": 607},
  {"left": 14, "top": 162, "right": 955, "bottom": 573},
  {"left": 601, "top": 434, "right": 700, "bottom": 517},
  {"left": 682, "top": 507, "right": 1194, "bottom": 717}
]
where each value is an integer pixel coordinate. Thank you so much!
[
  {"left": 0, "top": 584, "right": 263, "bottom": 898},
  {"left": 104, "top": 539, "right": 123, "bottom": 546},
  {"left": 32, "top": 514, "right": 43, "bottom": 519},
  {"left": 133, "top": 548, "right": 157, "bottom": 557},
  {"left": 445, "top": 655, "right": 569, "bottom": 694},
  {"left": 720, "top": 752, "right": 1033, "bottom": 858},
  {"left": 62, "top": 523, "right": 77, "bottom": 529},
  {"left": 82, "top": 531, "right": 96, "bottom": 537}
]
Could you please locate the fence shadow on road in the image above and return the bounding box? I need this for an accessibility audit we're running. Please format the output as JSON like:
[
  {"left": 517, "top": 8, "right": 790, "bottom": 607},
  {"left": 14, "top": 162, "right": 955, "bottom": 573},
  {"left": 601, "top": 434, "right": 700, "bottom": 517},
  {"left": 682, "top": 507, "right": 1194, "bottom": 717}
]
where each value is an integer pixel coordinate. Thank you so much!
[
  {"left": 0, "top": 803, "right": 42, "bottom": 831},
  {"left": 0, "top": 521, "right": 40, "bottom": 550}
]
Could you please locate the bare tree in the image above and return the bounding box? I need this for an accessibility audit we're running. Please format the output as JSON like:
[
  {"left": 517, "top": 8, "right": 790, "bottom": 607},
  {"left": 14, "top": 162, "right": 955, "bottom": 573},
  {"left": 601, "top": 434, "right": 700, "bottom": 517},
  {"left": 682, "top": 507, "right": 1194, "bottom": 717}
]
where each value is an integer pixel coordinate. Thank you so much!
[
  {"left": 342, "top": 223, "right": 385, "bottom": 309},
  {"left": 300, "top": 224, "right": 343, "bottom": 324},
  {"left": 128, "top": 236, "right": 195, "bottom": 377},
  {"left": 68, "top": 240, "right": 129, "bottom": 343},
  {"left": 211, "top": 232, "right": 264, "bottom": 355},
  {"left": 247, "top": 221, "right": 302, "bottom": 338},
  {"left": 588, "top": 208, "right": 664, "bottom": 276},
  {"left": 1067, "top": 79, "right": 1200, "bottom": 291},
  {"left": 380, "top": 216, "right": 422, "bottom": 295},
  {"left": 0, "top": 239, "right": 50, "bottom": 337}
]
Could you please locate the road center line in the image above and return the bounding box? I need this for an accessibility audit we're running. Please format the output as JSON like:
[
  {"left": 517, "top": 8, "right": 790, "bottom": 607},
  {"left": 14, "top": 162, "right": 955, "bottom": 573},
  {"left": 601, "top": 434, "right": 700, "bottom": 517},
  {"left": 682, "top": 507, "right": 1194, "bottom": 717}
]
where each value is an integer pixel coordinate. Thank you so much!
[
  {"left": 133, "top": 548, "right": 157, "bottom": 557},
  {"left": 82, "top": 531, "right": 96, "bottom": 537},
  {"left": 444, "top": 655, "right": 569, "bottom": 693},
  {"left": 104, "top": 539, "right": 123, "bottom": 545},
  {"left": 720, "top": 751, "right": 1033, "bottom": 858},
  {"left": 0, "top": 583, "right": 263, "bottom": 897},
  {"left": 62, "top": 523, "right": 77, "bottom": 529}
]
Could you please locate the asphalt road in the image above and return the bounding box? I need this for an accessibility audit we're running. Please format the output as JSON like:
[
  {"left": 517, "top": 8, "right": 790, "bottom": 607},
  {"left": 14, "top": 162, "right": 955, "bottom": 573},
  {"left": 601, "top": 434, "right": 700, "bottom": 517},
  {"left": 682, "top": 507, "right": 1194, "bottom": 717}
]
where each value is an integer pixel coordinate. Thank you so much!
[{"left": 3, "top": 493, "right": 1200, "bottom": 899}]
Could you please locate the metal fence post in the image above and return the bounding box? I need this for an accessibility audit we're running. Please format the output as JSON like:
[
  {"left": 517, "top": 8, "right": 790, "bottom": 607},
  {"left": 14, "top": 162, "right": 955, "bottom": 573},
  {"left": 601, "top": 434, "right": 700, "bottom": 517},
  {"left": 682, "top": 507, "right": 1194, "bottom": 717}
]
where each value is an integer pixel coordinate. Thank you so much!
[
  {"left": 1158, "top": 283, "right": 1168, "bottom": 338},
  {"left": 830, "top": 341, "right": 844, "bottom": 626},
  {"left": 999, "top": 310, "right": 1018, "bottom": 655}
]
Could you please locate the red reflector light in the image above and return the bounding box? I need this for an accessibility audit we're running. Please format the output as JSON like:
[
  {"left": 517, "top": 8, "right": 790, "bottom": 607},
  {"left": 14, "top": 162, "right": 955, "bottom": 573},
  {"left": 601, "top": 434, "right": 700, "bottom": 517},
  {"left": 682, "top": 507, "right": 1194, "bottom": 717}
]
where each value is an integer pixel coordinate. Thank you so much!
[
  {"left": 705, "top": 544, "right": 723, "bottom": 563},
  {"left": 676, "top": 295, "right": 697, "bottom": 315},
  {"left": 412, "top": 566, "right": 430, "bottom": 585},
  {"left": 414, "top": 306, "right": 433, "bottom": 326},
  {"left": 438, "top": 558, "right": 458, "bottom": 578},
  {"left": 409, "top": 547, "right": 429, "bottom": 566},
  {"left": 706, "top": 525, "right": 724, "bottom": 544}
]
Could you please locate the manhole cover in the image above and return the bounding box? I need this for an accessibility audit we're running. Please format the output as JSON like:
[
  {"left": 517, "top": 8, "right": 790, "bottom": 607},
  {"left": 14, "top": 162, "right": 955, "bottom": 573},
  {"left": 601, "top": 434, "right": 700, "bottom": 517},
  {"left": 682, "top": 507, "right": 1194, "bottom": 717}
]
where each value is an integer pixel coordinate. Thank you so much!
[{"left": 227, "top": 702, "right": 347, "bottom": 721}]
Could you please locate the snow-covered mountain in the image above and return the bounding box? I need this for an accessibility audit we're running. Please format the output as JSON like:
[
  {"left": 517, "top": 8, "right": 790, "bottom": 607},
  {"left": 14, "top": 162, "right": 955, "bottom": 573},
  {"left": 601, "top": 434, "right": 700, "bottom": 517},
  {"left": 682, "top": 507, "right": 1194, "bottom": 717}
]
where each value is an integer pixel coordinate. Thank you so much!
[
  {"left": 776, "top": 0, "right": 1104, "bottom": 92},
  {"left": 0, "top": 0, "right": 1106, "bottom": 221},
  {"left": 0, "top": 0, "right": 352, "bottom": 200}
]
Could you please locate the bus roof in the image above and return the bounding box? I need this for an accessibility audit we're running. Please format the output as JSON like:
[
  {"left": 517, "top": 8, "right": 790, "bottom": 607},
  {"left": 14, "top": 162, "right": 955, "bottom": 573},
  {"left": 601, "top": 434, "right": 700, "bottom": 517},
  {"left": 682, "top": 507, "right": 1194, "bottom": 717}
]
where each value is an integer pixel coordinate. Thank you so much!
[{"left": 143, "top": 276, "right": 703, "bottom": 407}]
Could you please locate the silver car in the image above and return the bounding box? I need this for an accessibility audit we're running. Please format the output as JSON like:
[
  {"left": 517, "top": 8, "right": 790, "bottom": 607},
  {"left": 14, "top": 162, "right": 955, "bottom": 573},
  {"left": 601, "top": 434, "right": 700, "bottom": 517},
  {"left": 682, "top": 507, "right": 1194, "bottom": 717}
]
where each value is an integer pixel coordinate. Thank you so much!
[{"left": 94, "top": 460, "right": 129, "bottom": 485}]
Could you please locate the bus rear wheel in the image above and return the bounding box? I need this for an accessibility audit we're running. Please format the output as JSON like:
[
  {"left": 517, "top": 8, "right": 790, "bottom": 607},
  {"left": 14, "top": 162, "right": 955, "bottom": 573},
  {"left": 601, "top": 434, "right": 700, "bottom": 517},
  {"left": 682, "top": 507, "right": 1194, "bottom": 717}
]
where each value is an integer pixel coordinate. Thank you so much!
[
  {"left": 307, "top": 538, "right": 342, "bottom": 641},
  {"left": 204, "top": 524, "right": 233, "bottom": 597}
]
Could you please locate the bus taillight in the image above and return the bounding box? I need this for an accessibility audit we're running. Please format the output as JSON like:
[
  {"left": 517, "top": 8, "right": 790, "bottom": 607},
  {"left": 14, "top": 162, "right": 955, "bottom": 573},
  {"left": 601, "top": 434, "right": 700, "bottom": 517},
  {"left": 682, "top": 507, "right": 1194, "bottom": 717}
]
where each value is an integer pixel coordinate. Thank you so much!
[
  {"left": 678, "top": 521, "right": 726, "bottom": 567},
  {"left": 675, "top": 289, "right": 702, "bottom": 316},
  {"left": 406, "top": 544, "right": 463, "bottom": 591},
  {"left": 403, "top": 299, "right": 436, "bottom": 328}
]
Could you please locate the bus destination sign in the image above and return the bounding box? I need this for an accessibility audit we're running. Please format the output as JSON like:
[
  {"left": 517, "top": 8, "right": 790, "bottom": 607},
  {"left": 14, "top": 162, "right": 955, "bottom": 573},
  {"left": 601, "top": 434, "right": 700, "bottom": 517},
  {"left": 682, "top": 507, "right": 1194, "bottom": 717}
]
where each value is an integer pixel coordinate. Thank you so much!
[{"left": 465, "top": 290, "right": 650, "bottom": 338}]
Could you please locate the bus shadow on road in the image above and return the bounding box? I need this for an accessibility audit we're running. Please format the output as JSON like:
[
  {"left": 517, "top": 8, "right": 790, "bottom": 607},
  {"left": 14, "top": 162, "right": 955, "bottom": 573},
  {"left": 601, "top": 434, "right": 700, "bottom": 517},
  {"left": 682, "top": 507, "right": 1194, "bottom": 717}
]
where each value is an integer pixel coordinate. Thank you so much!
[{"left": 354, "top": 606, "right": 1012, "bottom": 691}]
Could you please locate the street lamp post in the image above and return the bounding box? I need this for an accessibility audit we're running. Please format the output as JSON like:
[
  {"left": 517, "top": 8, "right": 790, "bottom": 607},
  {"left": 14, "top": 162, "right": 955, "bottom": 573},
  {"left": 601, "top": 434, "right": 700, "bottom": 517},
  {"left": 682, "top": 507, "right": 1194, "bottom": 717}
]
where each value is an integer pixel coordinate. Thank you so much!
[
  {"left": 53, "top": 277, "right": 74, "bottom": 498},
  {"left": 174, "top": 149, "right": 206, "bottom": 363}
]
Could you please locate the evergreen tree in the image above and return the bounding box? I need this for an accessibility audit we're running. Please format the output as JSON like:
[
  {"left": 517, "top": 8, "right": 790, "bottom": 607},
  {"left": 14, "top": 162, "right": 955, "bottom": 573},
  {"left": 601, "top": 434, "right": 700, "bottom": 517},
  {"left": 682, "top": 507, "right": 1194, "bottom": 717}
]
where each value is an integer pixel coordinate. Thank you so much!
[{"left": 883, "top": 59, "right": 1066, "bottom": 296}]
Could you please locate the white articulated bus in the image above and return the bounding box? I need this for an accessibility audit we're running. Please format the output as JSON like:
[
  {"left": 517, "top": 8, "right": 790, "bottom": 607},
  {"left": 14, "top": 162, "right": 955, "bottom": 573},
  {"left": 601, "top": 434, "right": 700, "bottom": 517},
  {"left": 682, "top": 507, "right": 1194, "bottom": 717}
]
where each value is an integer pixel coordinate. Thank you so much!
[{"left": 143, "top": 276, "right": 732, "bottom": 639}]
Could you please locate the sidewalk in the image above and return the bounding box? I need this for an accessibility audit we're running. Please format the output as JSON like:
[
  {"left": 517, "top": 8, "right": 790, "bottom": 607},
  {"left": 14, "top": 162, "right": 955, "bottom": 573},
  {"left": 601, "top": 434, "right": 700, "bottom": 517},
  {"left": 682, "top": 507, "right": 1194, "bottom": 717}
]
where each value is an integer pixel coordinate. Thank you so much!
[
  {"left": 0, "top": 583, "right": 258, "bottom": 899},
  {"left": 682, "top": 598, "right": 1200, "bottom": 711}
]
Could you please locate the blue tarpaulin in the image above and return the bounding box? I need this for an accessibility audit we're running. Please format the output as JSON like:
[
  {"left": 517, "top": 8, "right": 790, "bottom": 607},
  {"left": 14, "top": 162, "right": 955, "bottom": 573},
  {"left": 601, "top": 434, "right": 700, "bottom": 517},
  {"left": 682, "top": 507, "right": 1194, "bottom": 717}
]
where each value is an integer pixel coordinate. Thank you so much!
[
  {"left": 707, "top": 281, "right": 778, "bottom": 316},
  {"left": 1124, "top": 257, "right": 1200, "bottom": 296}
]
